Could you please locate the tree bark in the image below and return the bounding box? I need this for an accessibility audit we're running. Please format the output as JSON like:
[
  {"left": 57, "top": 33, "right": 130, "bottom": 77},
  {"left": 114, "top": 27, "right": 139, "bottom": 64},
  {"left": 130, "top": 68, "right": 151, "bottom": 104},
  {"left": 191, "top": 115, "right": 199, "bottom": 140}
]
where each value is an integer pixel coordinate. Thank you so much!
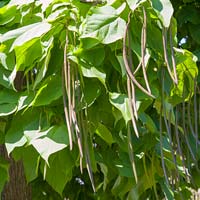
[{"left": 0, "top": 145, "right": 31, "bottom": 200}]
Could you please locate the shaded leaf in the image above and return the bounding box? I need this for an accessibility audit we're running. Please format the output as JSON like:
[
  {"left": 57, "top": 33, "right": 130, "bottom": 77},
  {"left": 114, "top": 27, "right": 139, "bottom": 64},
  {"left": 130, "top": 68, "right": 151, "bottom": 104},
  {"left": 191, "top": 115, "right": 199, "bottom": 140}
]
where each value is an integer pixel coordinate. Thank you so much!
[
  {"left": 96, "top": 123, "right": 114, "bottom": 145},
  {"left": 109, "top": 92, "right": 131, "bottom": 124},
  {"left": 41, "top": 149, "right": 74, "bottom": 195},
  {"left": 31, "top": 75, "right": 62, "bottom": 106}
]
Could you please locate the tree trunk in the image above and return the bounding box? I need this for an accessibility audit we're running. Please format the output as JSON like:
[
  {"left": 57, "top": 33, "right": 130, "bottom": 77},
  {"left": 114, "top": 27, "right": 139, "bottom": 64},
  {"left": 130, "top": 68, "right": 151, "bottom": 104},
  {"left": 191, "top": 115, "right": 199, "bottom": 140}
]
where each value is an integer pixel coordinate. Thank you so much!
[{"left": 0, "top": 145, "right": 31, "bottom": 200}]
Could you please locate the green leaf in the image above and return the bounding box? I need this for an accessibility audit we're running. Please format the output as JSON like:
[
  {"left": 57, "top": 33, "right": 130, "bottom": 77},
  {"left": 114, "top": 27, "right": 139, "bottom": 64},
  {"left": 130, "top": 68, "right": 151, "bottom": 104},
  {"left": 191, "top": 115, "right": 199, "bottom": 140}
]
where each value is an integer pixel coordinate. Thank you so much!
[
  {"left": 0, "top": 23, "right": 42, "bottom": 43},
  {"left": 83, "top": 79, "right": 101, "bottom": 107},
  {"left": 170, "top": 48, "right": 198, "bottom": 101},
  {"left": 139, "top": 113, "right": 157, "bottom": 133},
  {"left": 126, "top": 0, "right": 146, "bottom": 11},
  {"left": 0, "top": 67, "right": 11, "bottom": 88},
  {"left": 12, "top": 146, "right": 40, "bottom": 182},
  {"left": 15, "top": 38, "right": 42, "bottom": 71},
  {"left": 0, "top": 51, "right": 15, "bottom": 70},
  {"left": 41, "top": 148, "right": 74, "bottom": 195},
  {"left": 8, "top": 0, "right": 34, "bottom": 6},
  {"left": 0, "top": 90, "right": 19, "bottom": 116},
  {"left": 0, "top": 104, "right": 17, "bottom": 116},
  {"left": 0, "top": 156, "right": 9, "bottom": 194},
  {"left": 81, "top": 64, "right": 106, "bottom": 87},
  {"left": 189, "top": 24, "right": 200, "bottom": 44},
  {"left": 96, "top": 123, "right": 114, "bottom": 145},
  {"left": 160, "top": 180, "right": 174, "bottom": 200},
  {"left": 27, "top": 125, "right": 69, "bottom": 164},
  {"left": 0, "top": 89, "right": 19, "bottom": 104},
  {"left": 10, "top": 22, "right": 51, "bottom": 51},
  {"left": 33, "top": 37, "right": 54, "bottom": 88},
  {"left": 80, "top": 46, "right": 105, "bottom": 66},
  {"left": 0, "top": 5, "right": 18, "bottom": 25},
  {"left": 80, "top": 4, "right": 126, "bottom": 44},
  {"left": 109, "top": 92, "right": 131, "bottom": 124},
  {"left": 5, "top": 109, "right": 41, "bottom": 154},
  {"left": 31, "top": 75, "right": 62, "bottom": 106},
  {"left": 151, "top": 0, "right": 174, "bottom": 28}
]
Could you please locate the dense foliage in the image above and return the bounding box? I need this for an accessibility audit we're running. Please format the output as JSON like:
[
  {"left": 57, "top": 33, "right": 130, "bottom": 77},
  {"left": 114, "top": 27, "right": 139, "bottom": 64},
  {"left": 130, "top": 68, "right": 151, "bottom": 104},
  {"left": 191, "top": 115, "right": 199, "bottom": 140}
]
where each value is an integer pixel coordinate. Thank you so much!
[{"left": 0, "top": 0, "right": 200, "bottom": 199}]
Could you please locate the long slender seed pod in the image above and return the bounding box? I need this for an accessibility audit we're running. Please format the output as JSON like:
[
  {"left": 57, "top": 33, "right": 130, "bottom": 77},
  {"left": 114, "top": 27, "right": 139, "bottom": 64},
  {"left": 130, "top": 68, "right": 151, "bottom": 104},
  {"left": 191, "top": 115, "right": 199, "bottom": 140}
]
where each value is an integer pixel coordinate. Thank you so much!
[
  {"left": 168, "top": 110, "right": 179, "bottom": 177},
  {"left": 159, "top": 109, "right": 169, "bottom": 185},
  {"left": 71, "top": 110, "right": 83, "bottom": 158},
  {"left": 175, "top": 106, "right": 188, "bottom": 182},
  {"left": 151, "top": 153, "right": 159, "bottom": 200},
  {"left": 127, "top": 123, "right": 138, "bottom": 183},
  {"left": 194, "top": 77, "right": 198, "bottom": 150},
  {"left": 133, "top": 60, "right": 142, "bottom": 75},
  {"left": 127, "top": 26, "right": 133, "bottom": 72},
  {"left": 141, "top": 7, "right": 151, "bottom": 93},
  {"left": 123, "top": 12, "right": 154, "bottom": 98},
  {"left": 126, "top": 12, "right": 141, "bottom": 75},
  {"left": 63, "top": 31, "right": 74, "bottom": 150},
  {"left": 161, "top": 68, "right": 178, "bottom": 191},
  {"left": 187, "top": 92, "right": 200, "bottom": 145},
  {"left": 162, "top": 28, "right": 177, "bottom": 85},
  {"left": 160, "top": 67, "right": 169, "bottom": 185},
  {"left": 127, "top": 78, "right": 139, "bottom": 137},
  {"left": 62, "top": 68, "right": 73, "bottom": 150},
  {"left": 127, "top": 23, "right": 139, "bottom": 120},
  {"left": 182, "top": 95, "right": 198, "bottom": 166},
  {"left": 131, "top": 82, "right": 138, "bottom": 120},
  {"left": 187, "top": 95, "right": 197, "bottom": 140},
  {"left": 169, "top": 25, "right": 178, "bottom": 84},
  {"left": 81, "top": 110, "right": 96, "bottom": 192}
]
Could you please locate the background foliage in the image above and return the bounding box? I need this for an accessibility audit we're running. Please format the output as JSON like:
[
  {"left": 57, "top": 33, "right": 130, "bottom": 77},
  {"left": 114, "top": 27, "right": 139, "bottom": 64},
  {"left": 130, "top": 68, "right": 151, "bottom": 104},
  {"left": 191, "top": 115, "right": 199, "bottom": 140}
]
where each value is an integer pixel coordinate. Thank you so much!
[{"left": 0, "top": 0, "right": 200, "bottom": 199}]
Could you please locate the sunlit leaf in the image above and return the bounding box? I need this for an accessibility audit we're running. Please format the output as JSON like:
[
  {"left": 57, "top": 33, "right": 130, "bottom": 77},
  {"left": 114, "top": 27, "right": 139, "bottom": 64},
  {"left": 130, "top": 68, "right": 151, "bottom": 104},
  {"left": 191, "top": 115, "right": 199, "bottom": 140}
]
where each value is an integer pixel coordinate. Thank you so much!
[
  {"left": 151, "top": 0, "right": 174, "bottom": 28},
  {"left": 80, "top": 4, "right": 126, "bottom": 44}
]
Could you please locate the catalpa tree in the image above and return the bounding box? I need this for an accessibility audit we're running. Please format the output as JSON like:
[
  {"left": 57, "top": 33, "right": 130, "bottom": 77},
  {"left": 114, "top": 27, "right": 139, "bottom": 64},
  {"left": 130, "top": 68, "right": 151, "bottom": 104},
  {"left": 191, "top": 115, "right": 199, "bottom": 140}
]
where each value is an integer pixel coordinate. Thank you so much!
[{"left": 0, "top": 0, "right": 200, "bottom": 199}]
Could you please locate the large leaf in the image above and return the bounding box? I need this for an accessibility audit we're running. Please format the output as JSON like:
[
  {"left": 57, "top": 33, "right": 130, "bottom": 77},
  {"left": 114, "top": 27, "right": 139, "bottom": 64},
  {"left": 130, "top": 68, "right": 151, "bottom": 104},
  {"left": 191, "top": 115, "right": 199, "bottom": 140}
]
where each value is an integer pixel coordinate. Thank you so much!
[
  {"left": 0, "top": 89, "right": 19, "bottom": 116},
  {"left": 9, "top": 22, "right": 51, "bottom": 51},
  {"left": 15, "top": 38, "right": 42, "bottom": 71},
  {"left": 126, "top": 0, "right": 146, "bottom": 11},
  {"left": 80, "top": 4, "right": 126, "bottom": 44},
  {"left": 96, "top": 123, "right": 114, "bottom": 145},
  {"left": 31, "top": 75, "right": 62, "bottom": 106},
  {"left": 41, "top": 148, "right": 74, "bottom": 195},
  {"left": 170, "top": 48, "right": 198, "bottom": 101},
  {"left": 26, "top": 125, "right": 69, "bottom": 164},
  {"left": 109, "top": 92, "right": 131, "bottom": 124},
  {"left": 81, "top": 64, "right": 106, "bottom": 87},
  {"left": 151, "top": 0, "right": 173, "bottom": 28},
  {"left": 33, "top": 37, "right": 54, "bottom": 88},
  {"left": 5, "top": 109, "right": 41, "bottom": 154},
  {"left": 0, "top": 5, "right": 18, "bottom": 25},
  {"left": 0, "top": 23, "right": 44, "bottom": 43},
  {"left": 83, "top": 79, "right": 101, "bottom": 107}
]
